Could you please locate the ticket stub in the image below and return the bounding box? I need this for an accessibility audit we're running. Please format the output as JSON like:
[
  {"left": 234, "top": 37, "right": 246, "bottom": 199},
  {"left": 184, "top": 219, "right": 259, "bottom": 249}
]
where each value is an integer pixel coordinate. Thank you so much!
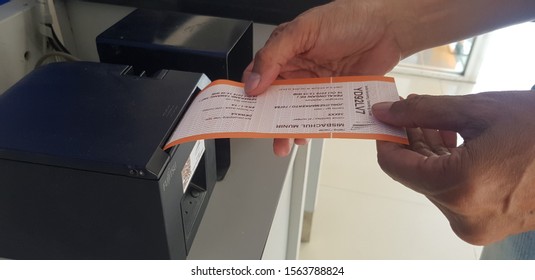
[{"left": 164, "top": 76, "right": 407, "bottom": 150}]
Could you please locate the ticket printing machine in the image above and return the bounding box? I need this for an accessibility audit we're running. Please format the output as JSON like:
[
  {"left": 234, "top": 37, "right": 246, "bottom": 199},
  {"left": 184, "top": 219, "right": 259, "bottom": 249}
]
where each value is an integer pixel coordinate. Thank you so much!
[
  {"left": 96, "top": 9, "right": 253, "bottom": 181},
  {"left": 0, "top": 7, "right": 251, "bottom": 259}
]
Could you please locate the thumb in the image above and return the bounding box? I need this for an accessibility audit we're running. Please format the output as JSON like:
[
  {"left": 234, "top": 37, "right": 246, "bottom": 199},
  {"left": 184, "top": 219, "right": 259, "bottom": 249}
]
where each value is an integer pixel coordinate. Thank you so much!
[{"left": 243, "top": 24, "right": 301, "bottom": 96}]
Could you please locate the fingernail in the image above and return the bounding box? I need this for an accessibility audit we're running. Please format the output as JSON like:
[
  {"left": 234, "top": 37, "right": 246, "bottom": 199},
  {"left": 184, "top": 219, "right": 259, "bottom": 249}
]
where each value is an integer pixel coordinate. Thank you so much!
[
  {"left": 372, "top": 102, "right": 393, "bottom": 114},
  {"left": 244, "top": 72, "right": 261, "bottom": 94}
]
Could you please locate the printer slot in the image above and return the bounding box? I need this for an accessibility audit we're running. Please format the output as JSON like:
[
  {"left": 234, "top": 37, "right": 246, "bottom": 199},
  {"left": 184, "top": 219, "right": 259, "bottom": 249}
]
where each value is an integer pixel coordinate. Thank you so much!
[{"left": 120, "top": 65, "right": 168, "bottom": 79}]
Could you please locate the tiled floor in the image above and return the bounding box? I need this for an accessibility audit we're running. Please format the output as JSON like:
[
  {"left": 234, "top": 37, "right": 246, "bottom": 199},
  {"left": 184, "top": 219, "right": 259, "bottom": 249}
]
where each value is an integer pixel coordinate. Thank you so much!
[{"left": 299, "top": 22, "right": 535, "bottom": 260}]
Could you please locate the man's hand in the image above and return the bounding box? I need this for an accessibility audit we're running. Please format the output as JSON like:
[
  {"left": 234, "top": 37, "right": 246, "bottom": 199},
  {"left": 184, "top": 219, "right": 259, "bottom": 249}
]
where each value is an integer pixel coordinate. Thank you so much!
[
  {"left": 244, "top": 0, "right": 404, "bottom": 156},
  {"left": 243, "top": 0, "right": 402, "bottom": 95},
  {"left": 373, "top": 91, "right": 535, "bottom": 245},
  {"left": 243, "top": 0, "right": 535, "bottom": 156}
]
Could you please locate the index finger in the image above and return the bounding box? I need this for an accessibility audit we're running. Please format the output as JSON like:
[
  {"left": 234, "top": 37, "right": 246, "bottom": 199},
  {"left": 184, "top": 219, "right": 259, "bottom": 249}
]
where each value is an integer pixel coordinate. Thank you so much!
[
  {"left": 372, "top": 94, "right": 488, "bottom": 133},
  {"left": 243, "top": 23, "right": 306, "bottom": 96}
]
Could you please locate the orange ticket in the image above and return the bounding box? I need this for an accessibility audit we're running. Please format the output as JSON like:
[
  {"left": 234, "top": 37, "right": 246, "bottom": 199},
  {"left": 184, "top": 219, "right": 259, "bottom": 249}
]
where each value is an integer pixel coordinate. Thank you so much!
[{"left": 164, "top": 76, "right": 408, "bottom": 150}]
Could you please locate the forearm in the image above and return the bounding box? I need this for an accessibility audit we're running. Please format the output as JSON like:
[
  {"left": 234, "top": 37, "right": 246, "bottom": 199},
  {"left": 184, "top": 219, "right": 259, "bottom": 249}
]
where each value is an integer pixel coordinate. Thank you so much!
[{"left": 386, "top": 0, "right": 535, "bottom": 57}]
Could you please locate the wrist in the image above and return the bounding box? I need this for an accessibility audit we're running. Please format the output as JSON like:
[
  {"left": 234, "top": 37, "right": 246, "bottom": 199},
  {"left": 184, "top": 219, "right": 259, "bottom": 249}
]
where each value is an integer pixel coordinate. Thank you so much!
[
  {"left": 386, "top": 0, "right": 470, "bottom": 58},
  {"left": 388, "top": 0, "right": 535, "bottom": 58}
]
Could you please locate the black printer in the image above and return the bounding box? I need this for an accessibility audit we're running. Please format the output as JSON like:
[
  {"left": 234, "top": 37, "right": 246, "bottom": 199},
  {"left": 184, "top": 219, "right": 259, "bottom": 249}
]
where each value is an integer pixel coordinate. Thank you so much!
[
  {"left": 96, "top": 9, "right": 253, "bottom": 181},
  {"left": 0, "top": 62, "right": 216, "bottom": 259}
]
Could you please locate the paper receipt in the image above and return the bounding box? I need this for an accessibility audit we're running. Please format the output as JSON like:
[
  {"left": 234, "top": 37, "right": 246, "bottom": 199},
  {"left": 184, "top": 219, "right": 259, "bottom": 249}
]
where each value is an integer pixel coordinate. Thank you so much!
[{"left": 164, "top": 76, "right": 407, "bottom": 150}]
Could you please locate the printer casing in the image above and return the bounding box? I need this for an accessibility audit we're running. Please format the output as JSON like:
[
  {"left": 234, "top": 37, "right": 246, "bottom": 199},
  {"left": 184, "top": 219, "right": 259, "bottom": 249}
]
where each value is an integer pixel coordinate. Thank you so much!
[
  {"left": 0, "top": 62, "right": 216, "bottom": 259},
  {"left": 96, "top": 9, "right": 253, "bottom": 181}
]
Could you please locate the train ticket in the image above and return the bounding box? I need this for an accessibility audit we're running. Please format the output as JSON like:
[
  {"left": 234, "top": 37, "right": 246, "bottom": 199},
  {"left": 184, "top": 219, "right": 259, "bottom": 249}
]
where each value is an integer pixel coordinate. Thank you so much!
[{"left": 164, "top": 76, "right": 407, "bottom": 150}]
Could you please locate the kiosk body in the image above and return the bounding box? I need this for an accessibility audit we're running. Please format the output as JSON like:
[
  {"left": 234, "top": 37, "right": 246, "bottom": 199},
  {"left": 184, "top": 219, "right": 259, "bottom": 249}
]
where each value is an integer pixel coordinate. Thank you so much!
[{"left": 0, "top": 62, "right": 216, "bottom": 259}]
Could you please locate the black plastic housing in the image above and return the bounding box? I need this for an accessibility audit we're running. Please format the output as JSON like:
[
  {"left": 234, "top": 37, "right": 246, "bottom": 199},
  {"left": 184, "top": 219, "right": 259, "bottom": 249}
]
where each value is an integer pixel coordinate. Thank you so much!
[
  {"left": 0, "top": 62, "right": 216, "bottom": 259},
  {"left": 97, "top": 9, "right": 253, "bottom": 180}
]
